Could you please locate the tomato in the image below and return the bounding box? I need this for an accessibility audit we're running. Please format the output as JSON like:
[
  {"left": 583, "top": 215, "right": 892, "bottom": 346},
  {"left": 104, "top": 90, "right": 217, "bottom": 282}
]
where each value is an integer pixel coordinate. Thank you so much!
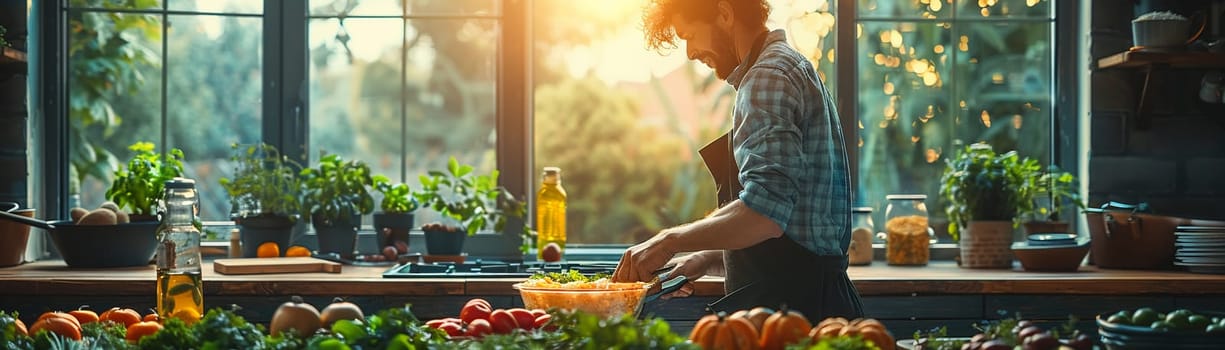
[
  {"left": 466, "top": 298, "right": 492, "bottom": 309},
  {"left": 466, "top": 319, "right": 493, "bottom": 338},
  {"left": 438, "top": 322, "right": 464, "bottom": 337},
  {"left": 489, "top": 309, "right": 518, "bottom": 334},
  {"left": 529, "top": 309, "right": 546, "bottom": 319},
  {"left": 508, "top": 308, "right": 536, "bottom": 330},
  {"left": 460, "top": 300, "right": 492, "bottom": 324},
  {"left": 425, "top": 319, "right": 446, "bottom": 328},
  {"left": 534, "top": 314, "right": 556, "bottom": 332}
]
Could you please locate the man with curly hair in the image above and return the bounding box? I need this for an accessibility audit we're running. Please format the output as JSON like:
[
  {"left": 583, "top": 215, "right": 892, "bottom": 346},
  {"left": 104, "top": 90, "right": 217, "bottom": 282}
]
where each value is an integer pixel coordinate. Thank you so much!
[{"left": 613, "top": 0, "right": 863, "bottom": 321}]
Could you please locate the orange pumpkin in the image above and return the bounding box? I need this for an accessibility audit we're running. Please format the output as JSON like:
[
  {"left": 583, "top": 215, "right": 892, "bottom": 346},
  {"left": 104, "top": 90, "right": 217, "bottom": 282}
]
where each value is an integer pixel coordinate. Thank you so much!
[
  {"left": 729, "top": 306, "right": 774, "bottom": 333},
  {"left": 808, "top": 317, "right": 895, "bottom": 350},
  {"left": 689, "top": 312, "right": 761, "bottom": 350},
  {"left": 758, "top": 306, "right": 812, "bottom": 350}
]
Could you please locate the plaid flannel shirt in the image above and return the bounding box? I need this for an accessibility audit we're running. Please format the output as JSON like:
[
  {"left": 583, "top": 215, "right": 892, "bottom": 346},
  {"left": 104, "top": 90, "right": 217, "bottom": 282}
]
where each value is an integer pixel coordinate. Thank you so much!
[{"left": 726, "top": 29, "right": 852, "bottom": 256}]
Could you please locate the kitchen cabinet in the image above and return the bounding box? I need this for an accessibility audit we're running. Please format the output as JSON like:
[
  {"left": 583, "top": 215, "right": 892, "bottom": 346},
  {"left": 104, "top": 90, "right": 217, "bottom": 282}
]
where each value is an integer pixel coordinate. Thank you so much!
[{"left": 1096, "top": 50, "right": 1225, "bottom": 129}]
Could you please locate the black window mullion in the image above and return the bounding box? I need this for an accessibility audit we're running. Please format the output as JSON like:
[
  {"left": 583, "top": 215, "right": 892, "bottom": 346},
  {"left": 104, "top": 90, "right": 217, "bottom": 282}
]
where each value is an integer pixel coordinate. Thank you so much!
[
  {"left": 38, "top": 0, "right": 69, "bottom": 220},
  {"left": 500, "top": 0, "right": 531, "bottom": 202},
  {"left": 263, "top": 0, "right": 310, "bottom": 164}
]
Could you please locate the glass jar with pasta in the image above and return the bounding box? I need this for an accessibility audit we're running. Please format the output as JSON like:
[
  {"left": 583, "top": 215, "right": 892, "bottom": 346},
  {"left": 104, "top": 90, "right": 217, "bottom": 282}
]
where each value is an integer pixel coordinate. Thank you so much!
[{"left": 884, "top": 194, "right": 932, "bottom": 266}]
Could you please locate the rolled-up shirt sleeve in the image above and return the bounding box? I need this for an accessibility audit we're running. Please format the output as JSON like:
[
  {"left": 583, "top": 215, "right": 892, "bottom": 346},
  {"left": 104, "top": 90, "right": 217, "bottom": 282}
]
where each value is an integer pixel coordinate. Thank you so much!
[{"left": 732, "top": 66, "right": 804, "bottom": 233}]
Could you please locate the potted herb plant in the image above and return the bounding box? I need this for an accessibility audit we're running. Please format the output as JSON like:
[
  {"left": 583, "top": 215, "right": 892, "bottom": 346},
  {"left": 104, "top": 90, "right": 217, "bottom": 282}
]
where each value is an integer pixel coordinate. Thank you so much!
[
  {"left": 1021, "top": 166, "right": 1086, "bottom": 235},
  {"left": 105, "top": 141, "right": 186, "bottom": 222},
  {"left": 219, "top": 143, "right": 302, "bottom": 258},
  {"left": 299, "top": 153, "right": 376, "bottom": 257},
  {"left": 414, "top": 156, "right": 528, "bottom": 257},
  {"left": 939, "top": 142, "right": 1041, "bottom": 268},
  {"left": 372, "top": 175, "right": 419, "bottom": 255}
]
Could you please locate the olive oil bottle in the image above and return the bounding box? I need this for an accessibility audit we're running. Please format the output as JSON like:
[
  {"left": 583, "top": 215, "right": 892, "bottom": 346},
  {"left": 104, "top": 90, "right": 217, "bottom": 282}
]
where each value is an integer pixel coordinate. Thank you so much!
[
  {"left": 155, "top": 178, "right": 204, "bottom": 324},
  {"left": 536, "top": 167, "right": 567, "bottom": 260}
]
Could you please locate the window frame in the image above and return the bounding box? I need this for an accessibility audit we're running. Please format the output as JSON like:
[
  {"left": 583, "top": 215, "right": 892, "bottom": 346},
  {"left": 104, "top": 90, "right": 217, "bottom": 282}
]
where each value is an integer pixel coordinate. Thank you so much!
[{"left": 35, "top": 0, "right": 1080, "bottom": 250}]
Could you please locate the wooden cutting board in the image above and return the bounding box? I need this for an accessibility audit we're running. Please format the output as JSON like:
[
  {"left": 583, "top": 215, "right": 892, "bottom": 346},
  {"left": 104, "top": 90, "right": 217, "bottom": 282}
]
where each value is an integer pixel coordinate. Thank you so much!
[{"left": 213, "top": 257, "right": 342, "bottom": 275}]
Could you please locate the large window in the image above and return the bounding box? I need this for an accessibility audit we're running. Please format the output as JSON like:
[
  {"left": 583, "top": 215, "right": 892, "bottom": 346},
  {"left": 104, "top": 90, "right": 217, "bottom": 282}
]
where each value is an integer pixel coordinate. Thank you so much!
[
  {"left": 856, "top": 0, "right": 1054, "bottom": 240},
  {"left": 65, "top": 0, "right": 263, "bottom": 224},
  {"left": 307, "top": 0, "right": 501, "bottom": 227},
  {"left": 52, "top": 0, "right": 1065, "bottom": 248},
  {"left": 531, "top": 0, "right": 837, "bottom": 244}
]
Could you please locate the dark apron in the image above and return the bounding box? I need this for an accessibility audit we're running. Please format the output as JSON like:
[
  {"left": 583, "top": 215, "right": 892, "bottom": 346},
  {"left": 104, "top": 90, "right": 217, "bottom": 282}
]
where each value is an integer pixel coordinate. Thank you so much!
[{"left": 698, "top": 121, "right": 863, "bottom": 320}]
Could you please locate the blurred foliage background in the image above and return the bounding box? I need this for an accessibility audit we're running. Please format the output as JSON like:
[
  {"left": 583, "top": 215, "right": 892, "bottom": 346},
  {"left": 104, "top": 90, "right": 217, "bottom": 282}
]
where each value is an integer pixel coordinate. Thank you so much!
[{"left": 66, "top": 0, "right": 1053, "bottom": 245}]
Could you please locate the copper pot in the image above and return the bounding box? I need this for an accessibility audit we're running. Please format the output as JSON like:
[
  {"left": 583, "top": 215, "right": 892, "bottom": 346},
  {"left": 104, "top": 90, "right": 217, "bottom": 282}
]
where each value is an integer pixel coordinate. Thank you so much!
[{"left": 1086, "top": 202, "right": 1225, "bottom": 270}]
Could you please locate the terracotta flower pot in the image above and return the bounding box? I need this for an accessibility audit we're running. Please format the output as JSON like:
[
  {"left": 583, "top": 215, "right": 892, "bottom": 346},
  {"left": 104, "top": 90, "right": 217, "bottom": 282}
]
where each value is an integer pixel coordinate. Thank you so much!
[{"left": 0, "top": 207, "right": 34, "bottom": 267}]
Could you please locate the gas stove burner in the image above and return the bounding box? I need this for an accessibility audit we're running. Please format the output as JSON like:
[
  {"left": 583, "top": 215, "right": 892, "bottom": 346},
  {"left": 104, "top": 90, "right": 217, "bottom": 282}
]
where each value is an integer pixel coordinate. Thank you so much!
[{"left": 382, "top": 260, "right": 620, "bottom": 279}]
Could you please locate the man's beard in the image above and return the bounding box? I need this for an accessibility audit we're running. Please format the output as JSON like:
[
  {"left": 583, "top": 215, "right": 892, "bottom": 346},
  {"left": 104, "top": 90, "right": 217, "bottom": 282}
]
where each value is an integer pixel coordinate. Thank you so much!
[{"left": 710, "top": 27, "right": 741, "bottom": 80}]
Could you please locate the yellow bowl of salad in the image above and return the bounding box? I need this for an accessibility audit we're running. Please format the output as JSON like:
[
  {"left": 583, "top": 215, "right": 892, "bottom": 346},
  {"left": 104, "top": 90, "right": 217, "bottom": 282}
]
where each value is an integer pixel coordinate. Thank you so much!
[{"left": 513, "top": 270, "right": 684, "bottom": 319}]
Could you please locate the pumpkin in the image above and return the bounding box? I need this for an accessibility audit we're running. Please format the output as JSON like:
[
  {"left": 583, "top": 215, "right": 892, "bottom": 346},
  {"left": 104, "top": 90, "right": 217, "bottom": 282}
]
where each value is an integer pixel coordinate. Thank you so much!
[
  {"left": 809, "top": 317, "right": 895, "bottom": 350},
  {"left": 319, "top": 297, "right": 365, "bottom": 328},
  {"left": 689, "top": 312, "right": 760, "bottom": 350},
  {"left": 758, "top": 306, "right": 812, "bottom": 350},
  {"left": 269, "top": 296, "right": 321, "bottom": 338},
  {"left": 729, "top": 306, "right": 774, "bottom": 333}
]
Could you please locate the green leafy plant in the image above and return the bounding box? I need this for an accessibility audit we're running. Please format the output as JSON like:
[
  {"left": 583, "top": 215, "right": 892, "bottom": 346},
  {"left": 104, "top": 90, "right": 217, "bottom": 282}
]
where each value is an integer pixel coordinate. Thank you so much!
[
  {"left": 299, "top": 153, "right": 376, "bottom": 224},
  {"left": 0, "top": 25, "right": 8, "bottom": 48},
  {"left": 218, "top": 143, "right": 302, "bottom": 219},
  {"left": 105, "top": 141, "right": 185, "bottom": 216},
  {"left": 1023, "top": 166, "right": 1085, "bottom": 222},
  {"left": 939, "top": 143, "right": 1042, "bottom": 241},
  {"left": 373, "top": 175, "right": 419, "bottom": 214},
  {"left": 415, "top": 156, "right": 527, "bottom": 237}
]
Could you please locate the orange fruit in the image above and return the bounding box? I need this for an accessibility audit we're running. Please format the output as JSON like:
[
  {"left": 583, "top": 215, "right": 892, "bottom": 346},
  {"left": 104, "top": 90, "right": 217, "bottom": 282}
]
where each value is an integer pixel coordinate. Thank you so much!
[
  {"left": 29, "top": 317, "right": 81, "bottom": 340},
  {"left": 257, "top": 242, "right": 281, "bottom": 258},
  {"left": 143, "top": 313, "right": 160, "bottom": 323},
  {"left": 68, "top": 309, "right": 99, "bottom": 324},
  {"left": 38, "top": 312, "right": 81, "bottom": 330},
  {"left": 285, "top": 245, "right": 311, "bottom": 257},
  {"left": 170, "top": 308, "right": 201, "bottom": 325},
  {"left": 125, "top": 321, "right": 164, "bottom": 342},
  {"left": 99, "top": 307, "right": 142, "bottom": 328}
]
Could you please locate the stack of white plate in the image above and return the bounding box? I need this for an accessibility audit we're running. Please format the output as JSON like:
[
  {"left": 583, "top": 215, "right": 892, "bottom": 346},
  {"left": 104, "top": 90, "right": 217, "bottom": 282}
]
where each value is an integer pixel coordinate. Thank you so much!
[{"left": 1174, "top": 226, "right": 1225, "bottom": 274}]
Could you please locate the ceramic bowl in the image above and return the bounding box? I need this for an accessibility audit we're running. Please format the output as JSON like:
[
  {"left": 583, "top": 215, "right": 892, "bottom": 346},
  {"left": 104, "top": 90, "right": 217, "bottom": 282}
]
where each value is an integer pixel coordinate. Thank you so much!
[{"left": 1011, "top": 236, "right": 1091, "bottom": 272}]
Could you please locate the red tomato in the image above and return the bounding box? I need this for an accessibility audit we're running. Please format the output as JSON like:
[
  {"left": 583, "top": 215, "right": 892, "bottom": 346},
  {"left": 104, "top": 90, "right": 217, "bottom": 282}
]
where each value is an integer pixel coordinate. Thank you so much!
[
  {"left": 466, "top": 298, "right": 491, "bottom": 309},
  {"left": 534, "top": 314, "right": 556, "bottom": 331},
  {"left": 529, "top": 309, "right": 546, "bottom": 318},
  {"left": 466, "top": 319, "right": 493, "bottom": 338},
  {"left": 438, "top": 322, "right": 464, "bottom": 337},
  {"left": 489, "top": 309, "right": 518, "bottom": 334},
  {"left": 508, "top": 308, "right": 536, "bottom": 330},
  {"left": 460, "top": 301, "right": 492, "bottom": 324},
  {"left": 425, "top": 319, "right": 446, "bottom": 328}
]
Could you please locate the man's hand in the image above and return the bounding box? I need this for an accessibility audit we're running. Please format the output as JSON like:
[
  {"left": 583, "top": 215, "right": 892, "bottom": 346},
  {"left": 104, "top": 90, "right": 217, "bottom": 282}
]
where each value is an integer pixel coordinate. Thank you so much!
[
  {"left": 612, "top": 231, "right": 676, "bottom": 283},
  {"left": 657, "top": 250, "right": 721, "bottom": 300}
]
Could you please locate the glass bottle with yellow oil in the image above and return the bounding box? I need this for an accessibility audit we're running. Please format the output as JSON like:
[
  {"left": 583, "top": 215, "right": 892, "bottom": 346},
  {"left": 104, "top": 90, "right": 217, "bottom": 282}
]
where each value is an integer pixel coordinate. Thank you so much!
[
  {"left": 156, "top": 178, "right": 204, "bottom": 324},
  {"left": 536, "top": 167, "right": 567, "bottom": 261}
]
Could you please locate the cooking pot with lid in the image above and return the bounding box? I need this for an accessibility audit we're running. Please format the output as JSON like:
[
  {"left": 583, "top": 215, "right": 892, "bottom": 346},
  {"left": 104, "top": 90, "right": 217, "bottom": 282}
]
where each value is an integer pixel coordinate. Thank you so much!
[{"left": 1086, "top": 202, "right": 1225, "bottom": 269}]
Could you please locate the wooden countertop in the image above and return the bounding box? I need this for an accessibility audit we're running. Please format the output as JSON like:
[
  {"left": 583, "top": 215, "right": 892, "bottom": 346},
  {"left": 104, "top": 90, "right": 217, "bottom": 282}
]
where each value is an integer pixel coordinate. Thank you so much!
[{"left": 2, "top": 260, "right": 1224, "bottom": 297}]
